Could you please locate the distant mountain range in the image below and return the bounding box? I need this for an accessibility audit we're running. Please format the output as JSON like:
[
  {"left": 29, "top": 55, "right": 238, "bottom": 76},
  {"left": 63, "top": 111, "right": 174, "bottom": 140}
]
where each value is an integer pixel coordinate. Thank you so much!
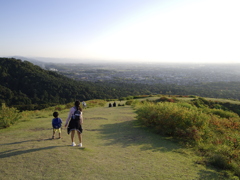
[
  {"left": 8, "top": 56, "right": 46, "bottom": 68},
  {"left": 8, "top": 56, "right": 112, "bottom": 65}
]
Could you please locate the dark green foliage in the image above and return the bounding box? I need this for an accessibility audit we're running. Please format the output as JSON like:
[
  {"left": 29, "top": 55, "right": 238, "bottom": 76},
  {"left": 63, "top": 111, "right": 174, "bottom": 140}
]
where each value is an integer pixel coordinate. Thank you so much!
[
  {"left": 155, "top": 96, "right": 175, "bottom": 103},
  {"left": 183, "top": 82, "right": 240, "bottom": 100},
  {"left": 191, "top": 97, "right": 240, "bottom": 116},
  {"left": 0, "top": 58, "right": 155, "bottom": 110},
  {"left": 190, "top": 97, "right": 209, "bottom": 108},
  {"left": 0, "top": 58, "right": 111, "bottom": 110},
  {"left": 125, "top": 100, "right": 134, "bottom": 105}
]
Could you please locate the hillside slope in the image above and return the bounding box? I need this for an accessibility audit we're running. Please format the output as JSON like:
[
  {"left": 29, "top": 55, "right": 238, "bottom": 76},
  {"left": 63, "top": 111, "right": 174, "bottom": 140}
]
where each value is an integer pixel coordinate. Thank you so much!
[
  {"left": 0, "top": 104, "right": 226, "bottom": 180},
  {"left": 0, "top": 58, "right": 108, "bottom": 110},
  {"left": 0, "top": 58, "right": 155, "bottom": 110}
]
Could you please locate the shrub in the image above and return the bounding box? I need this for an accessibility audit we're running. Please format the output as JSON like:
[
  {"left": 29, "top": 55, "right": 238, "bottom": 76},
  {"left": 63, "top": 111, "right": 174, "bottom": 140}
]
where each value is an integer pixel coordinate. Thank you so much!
[
  {"left": 85, "top": 99, "right": 106, "bottom": 108},
  {"left": 135, "top": 100, "right": 240, "bottom": 177},
  {"left": 119, "top": 97, "right": 126, "bottom": 101},
  {"left": 135, "top": 102, "right": 210, "bottom": 144},
  {"left": 210, "top": 109, "right": 239, "bottom": 119},
  {"left": 176, "top": 102, "right": 198, "bottom": 110},
  {"left": 189, "top": 95, "right": 197, "bottom": 98},
  {"left": 191, "top": 98, "right": 209, "bottom": 108},
  {"left": 126, "top": 100, "right": 134, "bottom": 105},
  {"left": 156, "top": 97, "right": 174, "bottom": 102},
  {"left": 126, "top": 96, "right": 134, "bottom": 100},
  {"left": 0, "top": 103, "right": 22, "bottom": 128}
]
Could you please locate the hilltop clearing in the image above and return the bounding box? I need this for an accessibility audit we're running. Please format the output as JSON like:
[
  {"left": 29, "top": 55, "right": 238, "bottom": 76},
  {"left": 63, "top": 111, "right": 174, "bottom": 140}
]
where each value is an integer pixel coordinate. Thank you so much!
[{"left": 0, "top": 103, "right": 229, "bottom": 180}]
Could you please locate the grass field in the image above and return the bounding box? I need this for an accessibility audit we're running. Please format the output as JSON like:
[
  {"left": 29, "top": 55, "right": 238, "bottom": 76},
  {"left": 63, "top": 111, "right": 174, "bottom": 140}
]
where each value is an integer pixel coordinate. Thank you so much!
[{"left": 0, "top": 102, "right": 231, "bottom": 180}]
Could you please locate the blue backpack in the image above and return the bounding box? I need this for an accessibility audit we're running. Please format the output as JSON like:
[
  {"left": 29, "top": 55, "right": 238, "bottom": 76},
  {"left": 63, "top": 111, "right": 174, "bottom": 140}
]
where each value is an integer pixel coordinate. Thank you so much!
[{"left": 52, "top": 118, "right": 62, "bottom": 129}]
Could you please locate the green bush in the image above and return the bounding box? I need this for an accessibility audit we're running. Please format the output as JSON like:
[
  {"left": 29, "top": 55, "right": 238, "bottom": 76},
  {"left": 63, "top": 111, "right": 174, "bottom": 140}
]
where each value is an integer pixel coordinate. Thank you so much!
[
  {"left": 135, "top": 100, "right": 240, "bottom": 177},
  {"left": 0, "top": 103, "right": 22, "bottom": 128},
  {"left": 135, "top": 102, "right": 210, "bottom": 143},
  {"left": 126, "top": 100, "right": 134, "bottom": 105},
  {"left": 176, "top": 102, "right": 198, "bottom": 110},
  {"left": 85, "top": 99, "right": 106, "bottom": 108}
]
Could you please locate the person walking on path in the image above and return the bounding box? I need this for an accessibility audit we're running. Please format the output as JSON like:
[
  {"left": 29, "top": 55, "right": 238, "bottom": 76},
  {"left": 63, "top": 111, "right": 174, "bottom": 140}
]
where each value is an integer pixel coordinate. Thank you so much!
[
  {"left": 52, "top": 112, "right": 62, "bottom": 139},
  {"left": 65, "top": 100, "right": 83, "bottom": 147},
  {"left": 82, "top": 101, "right": 87, "bottom": 109}
]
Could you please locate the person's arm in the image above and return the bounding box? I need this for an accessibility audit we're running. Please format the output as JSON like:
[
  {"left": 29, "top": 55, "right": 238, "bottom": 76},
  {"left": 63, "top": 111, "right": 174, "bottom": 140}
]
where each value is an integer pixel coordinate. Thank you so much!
[
  {"left": 65, "top": 108, "right": 74, "bottom": 127},
  {"left": 80, "top": 112, "right": 83, "bottom": 125}
]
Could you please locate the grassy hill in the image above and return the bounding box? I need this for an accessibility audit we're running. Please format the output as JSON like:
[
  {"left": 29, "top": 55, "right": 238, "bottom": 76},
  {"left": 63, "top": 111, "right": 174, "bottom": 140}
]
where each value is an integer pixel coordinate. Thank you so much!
[{"left": 0, "top": 101, "right": 235, "bottom": 180}]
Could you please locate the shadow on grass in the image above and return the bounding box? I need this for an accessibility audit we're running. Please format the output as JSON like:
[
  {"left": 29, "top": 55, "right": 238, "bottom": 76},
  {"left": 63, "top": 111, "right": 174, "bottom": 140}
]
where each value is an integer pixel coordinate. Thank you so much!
[
  {"left": 0, "top": 146, "right": 61, "bottom": 158},
  {"left": 99, "top": 119, "right": 182, "bottom": 152},
  {"left": 99, "top": 119, "right": 225, "bottom": 179},
  {"left": 0, "top": 138, "right": 53, "bottom": 146},
  {"left": 198, "top": 169, "right": 226, "bottom": 180}
]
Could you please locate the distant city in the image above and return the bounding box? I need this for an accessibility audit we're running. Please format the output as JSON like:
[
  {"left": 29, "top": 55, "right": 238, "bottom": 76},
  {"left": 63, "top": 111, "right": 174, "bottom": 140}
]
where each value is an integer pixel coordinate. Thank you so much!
[{"left": 15, "top": 56, "right": 240, "bottom": 86}]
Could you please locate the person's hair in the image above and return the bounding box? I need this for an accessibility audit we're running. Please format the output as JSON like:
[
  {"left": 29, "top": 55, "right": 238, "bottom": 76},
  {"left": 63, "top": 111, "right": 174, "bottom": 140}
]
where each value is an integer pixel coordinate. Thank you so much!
[
  {"left": 53, "top": 112, "right": 59, "bottom": 118},
  {"left": 74, "top": 100, "right": 82, "bottom": 111}
]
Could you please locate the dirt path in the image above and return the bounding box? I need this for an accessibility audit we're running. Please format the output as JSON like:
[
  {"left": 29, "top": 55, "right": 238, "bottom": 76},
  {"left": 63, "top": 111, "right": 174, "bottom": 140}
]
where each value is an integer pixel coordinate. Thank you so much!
[{"left": 0, "top": 104, "right": 224, "bottom": 180}]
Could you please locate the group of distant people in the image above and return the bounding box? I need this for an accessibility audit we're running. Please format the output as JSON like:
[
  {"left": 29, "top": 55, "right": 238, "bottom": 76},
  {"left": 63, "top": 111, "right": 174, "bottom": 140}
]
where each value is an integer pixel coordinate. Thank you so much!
[
  {"left": 51, "top": 100, "right": 86, "bottom": 147},
  {"left": 109, "top": 102, "right": 116, "bottom": 107}
]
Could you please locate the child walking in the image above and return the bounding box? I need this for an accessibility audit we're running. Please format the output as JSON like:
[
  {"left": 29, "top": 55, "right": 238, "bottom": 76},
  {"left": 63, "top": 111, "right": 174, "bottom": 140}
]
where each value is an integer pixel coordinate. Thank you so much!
[{"left": 52, "top": 112, "right": 62, "bottom": 139}]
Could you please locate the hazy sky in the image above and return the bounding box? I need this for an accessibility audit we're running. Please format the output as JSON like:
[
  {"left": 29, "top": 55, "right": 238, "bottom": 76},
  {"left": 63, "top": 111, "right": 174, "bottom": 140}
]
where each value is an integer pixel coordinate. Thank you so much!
[{"left": 1, "top": 0, "right": 240, "bottom": 63}]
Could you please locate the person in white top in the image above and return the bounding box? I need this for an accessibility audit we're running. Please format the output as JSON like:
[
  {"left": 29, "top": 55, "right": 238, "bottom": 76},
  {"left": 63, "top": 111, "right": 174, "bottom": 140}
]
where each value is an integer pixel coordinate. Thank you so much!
[
  {"left": 65, "top": 100, "right": 83, "bottom": 147},
  {"left": 82, "top": 101, "right": 87, "bottom": 109}
]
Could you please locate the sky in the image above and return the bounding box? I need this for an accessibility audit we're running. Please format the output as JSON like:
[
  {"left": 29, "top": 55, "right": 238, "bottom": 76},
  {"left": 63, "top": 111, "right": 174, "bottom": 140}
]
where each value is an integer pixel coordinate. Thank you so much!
[{"left": 0, "top": 0, "right": 240, "bottom": 63}]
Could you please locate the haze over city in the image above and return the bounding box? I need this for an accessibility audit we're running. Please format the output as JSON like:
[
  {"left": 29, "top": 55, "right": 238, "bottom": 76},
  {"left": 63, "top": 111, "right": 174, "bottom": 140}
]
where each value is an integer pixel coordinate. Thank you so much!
[{"left": 1, "top": 0, "right": 240, "bottom": 63}]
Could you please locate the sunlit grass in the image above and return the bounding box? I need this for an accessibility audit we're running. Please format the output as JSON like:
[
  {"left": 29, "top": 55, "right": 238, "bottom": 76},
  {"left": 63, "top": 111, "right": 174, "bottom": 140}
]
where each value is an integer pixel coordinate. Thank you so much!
[{"left": 0, "top": 101, "right": 228, "bottom": 179}]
